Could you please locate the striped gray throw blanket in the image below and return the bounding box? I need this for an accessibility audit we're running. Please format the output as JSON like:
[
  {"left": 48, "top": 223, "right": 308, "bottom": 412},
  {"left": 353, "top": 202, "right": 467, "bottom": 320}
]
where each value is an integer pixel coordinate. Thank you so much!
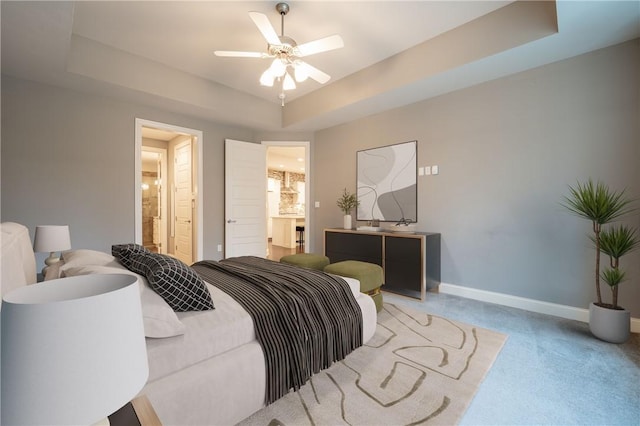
[{"left": 191, "top": 256, "right": 363, "bottom": 405}]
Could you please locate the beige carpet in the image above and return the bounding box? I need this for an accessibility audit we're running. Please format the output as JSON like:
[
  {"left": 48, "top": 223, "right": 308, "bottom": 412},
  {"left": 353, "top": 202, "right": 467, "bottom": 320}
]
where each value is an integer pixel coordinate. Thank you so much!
[{"left": 239, "top": 303, "right": 508, "bottom": 426}]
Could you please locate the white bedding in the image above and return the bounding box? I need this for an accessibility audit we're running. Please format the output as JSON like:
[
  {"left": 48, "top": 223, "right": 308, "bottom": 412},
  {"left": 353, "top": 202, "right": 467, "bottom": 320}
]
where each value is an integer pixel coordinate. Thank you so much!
[
  {"left": 147, "top": 275, "right": 374, "bottom": 383},
  {"left": 146, "top": 284, "right": 255, "bottom": 382}
]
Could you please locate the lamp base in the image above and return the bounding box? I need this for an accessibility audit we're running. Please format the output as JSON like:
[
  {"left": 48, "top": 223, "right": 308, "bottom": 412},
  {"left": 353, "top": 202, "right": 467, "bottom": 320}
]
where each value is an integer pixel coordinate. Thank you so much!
[
  {"left": 92, "top": 417, "right": 110, "bottom": 426},
  {"left": 42, "top": 251, "right": 61, "bottom": 278}
]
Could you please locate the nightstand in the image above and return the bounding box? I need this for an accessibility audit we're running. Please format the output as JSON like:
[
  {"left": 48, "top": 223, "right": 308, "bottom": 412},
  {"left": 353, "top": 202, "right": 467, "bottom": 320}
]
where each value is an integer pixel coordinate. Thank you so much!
[{"left": 108, "top": 395, "right": 161, "bottom": 426}]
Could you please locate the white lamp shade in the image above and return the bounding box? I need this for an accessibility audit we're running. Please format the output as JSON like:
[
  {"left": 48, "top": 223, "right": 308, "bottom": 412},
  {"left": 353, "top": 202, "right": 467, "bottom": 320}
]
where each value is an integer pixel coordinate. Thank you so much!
[
  {"left": 1, "top": 274, "right": 149, "bottom": 425},
  {"left": 269, "top": 58, "right": 286, "bottom": 77},
  {"left": 260, "top": 68, "right": 275, "bottom": 87},
  {"left": 283, "top": 72, "right": 296, "bottom": 91},
  {"left": 33, "top": 225, "right": 71, "bottom": 253}
]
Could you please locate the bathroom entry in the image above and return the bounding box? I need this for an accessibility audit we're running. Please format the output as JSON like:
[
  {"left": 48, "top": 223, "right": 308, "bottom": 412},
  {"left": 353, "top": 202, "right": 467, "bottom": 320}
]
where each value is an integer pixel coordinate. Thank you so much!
[
  {"left": 137, "top": 121, "right": 202, "bottom": 264},
  {"left": 141, "top": 147, "right": 167, "bottom": 253}
]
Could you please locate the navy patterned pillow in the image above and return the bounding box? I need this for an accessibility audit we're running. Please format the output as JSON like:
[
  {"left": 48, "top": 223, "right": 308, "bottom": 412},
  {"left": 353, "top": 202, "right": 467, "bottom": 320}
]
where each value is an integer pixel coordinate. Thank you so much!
[
  {"left": 129, "top": 253, "right": 214, "bottom": 312},
  {"left": 111, "top": 243, "right": 150, "bottom": 270}
]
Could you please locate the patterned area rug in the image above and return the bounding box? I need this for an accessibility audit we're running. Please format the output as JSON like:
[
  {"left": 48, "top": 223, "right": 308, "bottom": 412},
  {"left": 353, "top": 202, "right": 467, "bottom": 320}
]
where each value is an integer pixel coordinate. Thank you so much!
[{"left": 239, "top": 303, "right": 508, "bottom": 425}]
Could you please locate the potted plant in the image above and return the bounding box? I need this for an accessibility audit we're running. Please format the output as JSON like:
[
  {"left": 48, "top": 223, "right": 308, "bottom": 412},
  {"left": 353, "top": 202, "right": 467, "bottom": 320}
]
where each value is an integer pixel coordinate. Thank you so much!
[
  {"left": 336, "top": 188, "right": 359, "bottom": 229},
  {"left": 562, "top": 179, "right": 638, "bottom": 343}
]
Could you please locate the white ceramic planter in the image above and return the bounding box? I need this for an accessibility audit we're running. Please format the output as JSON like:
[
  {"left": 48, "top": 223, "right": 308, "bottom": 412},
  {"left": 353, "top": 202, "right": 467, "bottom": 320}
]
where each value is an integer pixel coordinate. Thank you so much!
[
  {"left": 589, "top": 302, "right": 630, "bottom": 343},
  {"left": 343, "top": 214, "right": 352, "bottom": 230}
]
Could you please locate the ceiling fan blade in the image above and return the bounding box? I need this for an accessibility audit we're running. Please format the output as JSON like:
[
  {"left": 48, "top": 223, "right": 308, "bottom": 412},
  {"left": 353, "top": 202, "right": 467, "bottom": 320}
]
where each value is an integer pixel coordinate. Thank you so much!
[
  {"left": 296, "top": 35, "right": 344, "bottom": 57},
  {"left": 214, "top": 50, "right": 265, "bottom": 58},
  {"left": 249, "top": 11, "right": 281, "bottom": 46},
  {"left": 296, "top": 61, "right": 331, "bottom": 84}
]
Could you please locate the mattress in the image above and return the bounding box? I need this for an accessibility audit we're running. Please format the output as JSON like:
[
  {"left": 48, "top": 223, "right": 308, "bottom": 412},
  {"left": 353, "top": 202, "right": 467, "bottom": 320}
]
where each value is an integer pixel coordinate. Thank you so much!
[{"left": 145, "top": 283, "right": 255, "bottom": 382}]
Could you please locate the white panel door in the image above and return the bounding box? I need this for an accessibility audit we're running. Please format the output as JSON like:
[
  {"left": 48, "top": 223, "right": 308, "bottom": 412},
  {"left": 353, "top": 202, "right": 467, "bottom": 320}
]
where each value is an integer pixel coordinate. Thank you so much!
[
  {"left": 225, "top": 139, "right": 267, "bottom": 258},
  {"left": 174, "top": 140, "right": 193, "bottom": 264}
]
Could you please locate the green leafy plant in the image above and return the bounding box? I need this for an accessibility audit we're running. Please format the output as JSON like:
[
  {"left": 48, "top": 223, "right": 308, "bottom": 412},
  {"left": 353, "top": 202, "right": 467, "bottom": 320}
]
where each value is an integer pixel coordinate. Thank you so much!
[
  {"left": 562, "top": 179, "right": 638, "bottom": 309},
  {"left": 598, "top": 225, "right": 639, "bottom": 309},
  {"left": 336, "top": 188, "right": 359, "bottom": 215}
]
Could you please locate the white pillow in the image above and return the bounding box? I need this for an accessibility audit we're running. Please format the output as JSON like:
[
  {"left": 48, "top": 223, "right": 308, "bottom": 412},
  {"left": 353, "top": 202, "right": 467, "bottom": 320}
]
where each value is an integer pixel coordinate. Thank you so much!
[
  {"left": 61, "top": 265, "right": 186, "bottom": 338},
  {"left": 60, "top": 249, "right": 118, "bottom": 271}
]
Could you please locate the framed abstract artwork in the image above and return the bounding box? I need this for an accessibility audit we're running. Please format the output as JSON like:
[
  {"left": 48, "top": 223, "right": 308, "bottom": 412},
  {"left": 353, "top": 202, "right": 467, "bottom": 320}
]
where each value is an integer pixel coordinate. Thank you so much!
[{"left": 356, "top": 140, "right": 417, "bottom": 222}]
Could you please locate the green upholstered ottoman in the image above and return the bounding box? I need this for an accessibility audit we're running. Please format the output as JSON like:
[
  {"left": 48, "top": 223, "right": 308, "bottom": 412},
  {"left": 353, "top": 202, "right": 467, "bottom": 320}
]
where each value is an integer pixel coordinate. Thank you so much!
[
  {"left": 323, "top": 260, "right": 384, "bottom": 312},
  {"left": 280, "top": 253, "right": 330, "bottom": 271}
]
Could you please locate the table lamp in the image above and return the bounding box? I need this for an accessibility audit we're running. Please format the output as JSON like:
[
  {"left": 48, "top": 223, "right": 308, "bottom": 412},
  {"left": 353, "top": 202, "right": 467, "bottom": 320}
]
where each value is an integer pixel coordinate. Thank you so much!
[
  {"left": 1, "top": 273, "right": 149, "bottom": 425},
  {"left": 33, "top": 225, "right": 71, "bottom": 276}
]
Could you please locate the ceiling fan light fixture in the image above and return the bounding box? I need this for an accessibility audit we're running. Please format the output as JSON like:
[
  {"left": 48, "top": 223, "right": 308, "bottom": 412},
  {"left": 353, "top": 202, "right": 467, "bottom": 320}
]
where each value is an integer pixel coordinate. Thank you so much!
[
  {"left": 259, "top": 69, "right": 275, "bottom": 87},
  {"left": 293, "top": 62, "right": 309, "bottom": 82},
  {"left": 269, "top": 58, "right": 287, "bottom": 77},
  {"left": 217, "top": 2, "right": 343, "bottom": 105},
  {"left": 283, "top": 72, "right": 296, "bottom": 91}
]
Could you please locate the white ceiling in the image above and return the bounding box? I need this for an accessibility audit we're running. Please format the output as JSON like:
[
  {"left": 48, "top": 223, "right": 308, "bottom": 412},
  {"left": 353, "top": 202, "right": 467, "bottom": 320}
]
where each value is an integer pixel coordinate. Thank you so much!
[
  {"left": 2, "top": 1, "right": 639, "bottom": 132},
  {"left": 267, "top": 146, "right": 306, "bottom": 173}
]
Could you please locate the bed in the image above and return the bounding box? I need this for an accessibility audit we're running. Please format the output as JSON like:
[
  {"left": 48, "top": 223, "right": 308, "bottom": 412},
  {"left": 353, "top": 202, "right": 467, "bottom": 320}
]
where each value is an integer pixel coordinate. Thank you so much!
[{"left": 0, "top": 222, "right": 377, "bottom": 425}]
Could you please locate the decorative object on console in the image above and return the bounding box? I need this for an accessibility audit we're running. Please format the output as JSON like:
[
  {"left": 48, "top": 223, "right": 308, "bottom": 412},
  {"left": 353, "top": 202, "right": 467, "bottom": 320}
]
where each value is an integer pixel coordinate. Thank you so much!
[
  {"left": 562, "top": 179, "right": 639, "bottom": 343},
  {"left": 387, "top": 217, "right": 417, "bottom": 234},
  {"left": 336, "top": 187, "right": 359, "bottom": 230},
  {"left": 357, "top": 140, "right": 417, "bottom": 223},
  {"left": 1, "top": 273, "right": 149, "bottom": 425},
  {"left": 33, "top": 225, "right": 71, "bottom": 277}
]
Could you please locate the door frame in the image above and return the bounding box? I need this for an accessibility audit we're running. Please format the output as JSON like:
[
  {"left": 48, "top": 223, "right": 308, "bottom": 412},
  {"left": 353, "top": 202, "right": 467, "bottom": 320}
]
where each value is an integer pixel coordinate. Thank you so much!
[
  {"left": 262, "top": 140, "right": 310, "bottom": 252},
  {"left": 134, "top": 118, "right": 204, "bottom": 261}
]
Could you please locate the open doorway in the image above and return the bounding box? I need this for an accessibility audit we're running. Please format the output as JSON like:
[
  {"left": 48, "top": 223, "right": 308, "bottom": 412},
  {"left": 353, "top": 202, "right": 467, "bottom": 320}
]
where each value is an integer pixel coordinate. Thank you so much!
[
  {"left": 135, "top": 119, "right": 203, "bottom": 263},
  {"left": 263, "top": 141, "right": 310, "bottom": 260},
  {"left": 141, "top": 146, "right": 167, "bottom": 253}
]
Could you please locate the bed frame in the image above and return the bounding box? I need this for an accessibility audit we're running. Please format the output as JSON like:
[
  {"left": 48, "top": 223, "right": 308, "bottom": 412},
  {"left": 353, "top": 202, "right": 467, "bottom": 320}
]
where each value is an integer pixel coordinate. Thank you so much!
[{"left": 0, "top": 222, "right": 377, "bottom": 424}]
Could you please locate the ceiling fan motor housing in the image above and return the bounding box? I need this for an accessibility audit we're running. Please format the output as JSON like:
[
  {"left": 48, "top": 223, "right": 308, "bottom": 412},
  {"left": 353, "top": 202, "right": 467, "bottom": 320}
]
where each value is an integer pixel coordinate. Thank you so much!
[{"left": 269, "top": 36, "right": 297, "bottom": 58}]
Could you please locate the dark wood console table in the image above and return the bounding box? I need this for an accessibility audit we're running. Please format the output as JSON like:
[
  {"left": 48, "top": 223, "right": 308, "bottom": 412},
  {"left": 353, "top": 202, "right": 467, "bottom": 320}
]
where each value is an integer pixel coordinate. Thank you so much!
[{"left": 324, "top": 228, "right": 441, "bottom": 300}]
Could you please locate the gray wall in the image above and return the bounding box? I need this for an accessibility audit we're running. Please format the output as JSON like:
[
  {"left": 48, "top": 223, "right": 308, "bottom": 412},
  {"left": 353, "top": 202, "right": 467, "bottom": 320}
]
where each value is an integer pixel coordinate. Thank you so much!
[
  {"left": 2, "top": 39, "right": 639, "bottom": 317},
  {"left": 312, "top": 39, "right": 640, "bottom": 316},
  {"left": 1, "top": 75, "right": 254, "bottom": 265}
]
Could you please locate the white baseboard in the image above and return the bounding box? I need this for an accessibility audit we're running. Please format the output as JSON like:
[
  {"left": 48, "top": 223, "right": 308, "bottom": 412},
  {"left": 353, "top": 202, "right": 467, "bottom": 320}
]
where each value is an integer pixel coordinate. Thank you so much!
[{"left": 438, "top": 283, "right": 640, "bottom": 334}]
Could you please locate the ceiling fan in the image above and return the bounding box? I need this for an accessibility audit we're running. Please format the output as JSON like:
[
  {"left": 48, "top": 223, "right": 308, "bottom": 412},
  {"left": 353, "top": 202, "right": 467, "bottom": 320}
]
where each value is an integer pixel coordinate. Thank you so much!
[{"left": 214, "top": 2, "right": 343, "bottom": 105}]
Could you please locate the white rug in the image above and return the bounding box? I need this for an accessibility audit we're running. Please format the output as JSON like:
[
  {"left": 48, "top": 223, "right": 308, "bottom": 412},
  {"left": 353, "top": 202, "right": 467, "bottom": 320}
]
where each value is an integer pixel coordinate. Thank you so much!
[{"left": 239, "top": 303, "right": 508, "bottom": 425}]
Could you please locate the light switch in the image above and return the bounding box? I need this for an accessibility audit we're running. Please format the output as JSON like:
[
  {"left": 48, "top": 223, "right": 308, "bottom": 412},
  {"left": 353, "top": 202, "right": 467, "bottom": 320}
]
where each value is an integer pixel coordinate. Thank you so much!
[
  {"left": 315, "top": 201, "right": 320, "bottom": 208},
  {"left": 217, "top": 244, "right": 222, "bottom": 252},
  {"left": 418, "top": 167, "right": 424, "bottom": 176},
  {"left": 425, "top": 166, "right": 431, "bottom": 176},
  {"left": 432, "top": 165, "right": 439, "bottom": 175}
]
